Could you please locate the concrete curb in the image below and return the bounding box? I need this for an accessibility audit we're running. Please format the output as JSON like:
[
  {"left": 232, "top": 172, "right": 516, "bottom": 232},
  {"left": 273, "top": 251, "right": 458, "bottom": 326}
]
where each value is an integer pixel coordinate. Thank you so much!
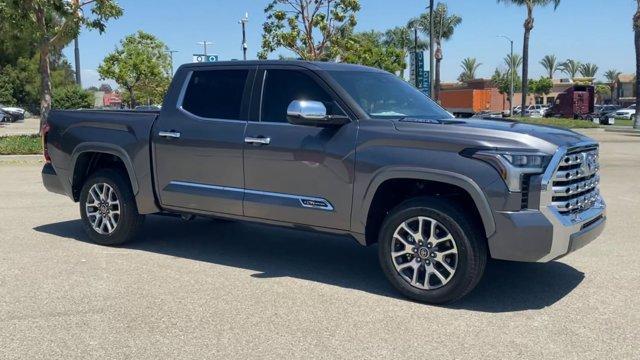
[{"left": 604, "top": 127, "right": 640, "bottom": 135}]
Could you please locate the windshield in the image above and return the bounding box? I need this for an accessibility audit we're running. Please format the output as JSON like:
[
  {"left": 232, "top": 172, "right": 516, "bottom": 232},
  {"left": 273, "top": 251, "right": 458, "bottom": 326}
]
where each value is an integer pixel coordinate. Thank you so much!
[{"left": 329, "top": 70, "right": 453, "bottom": 120}]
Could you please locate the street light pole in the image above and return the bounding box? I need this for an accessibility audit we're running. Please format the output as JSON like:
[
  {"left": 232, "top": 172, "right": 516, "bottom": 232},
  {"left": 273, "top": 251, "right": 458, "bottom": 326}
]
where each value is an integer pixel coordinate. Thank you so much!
[
  {"left": 197, "top": 41, "right": 213, "bottom": 56},
  {"left": 499, "top": 35, "right": 515, "bottom": 116},
  {"left": 166, "top": 50, "right": 178, "bottom": 76},
  {"left": 239, "top": 13, "right": 249, "bottom": 61},
  {"left": 429, "top": 0, "right": 434, "bottom": 98},
  {"left": 414, "top": 26, "right": 419, "bottom": 88},
  {"left": 74, "top": 37, "right": 81, "bottom": 87}
]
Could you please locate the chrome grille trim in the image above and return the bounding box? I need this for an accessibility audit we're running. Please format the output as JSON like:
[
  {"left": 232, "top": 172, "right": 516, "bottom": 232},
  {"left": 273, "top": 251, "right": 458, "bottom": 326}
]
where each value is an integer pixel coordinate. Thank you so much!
[{"left": 550, "top": 145, "right": 600, "bottom": 215}]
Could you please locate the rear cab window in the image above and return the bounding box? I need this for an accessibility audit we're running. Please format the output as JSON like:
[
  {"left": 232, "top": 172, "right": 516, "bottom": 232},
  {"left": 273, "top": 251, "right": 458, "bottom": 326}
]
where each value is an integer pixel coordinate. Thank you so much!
[{"left": 181, "top": 69, "right": 250, "bottom": 120}]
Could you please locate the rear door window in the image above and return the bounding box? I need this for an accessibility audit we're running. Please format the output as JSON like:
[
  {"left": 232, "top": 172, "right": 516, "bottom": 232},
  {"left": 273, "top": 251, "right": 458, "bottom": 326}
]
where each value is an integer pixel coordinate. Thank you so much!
[{"left": 182, "top": 69, "right": 249, "bottom": 120}]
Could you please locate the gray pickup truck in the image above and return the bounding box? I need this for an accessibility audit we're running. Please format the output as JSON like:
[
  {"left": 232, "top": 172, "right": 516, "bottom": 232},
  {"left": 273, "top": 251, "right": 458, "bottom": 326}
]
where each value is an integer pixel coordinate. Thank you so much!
[{"left": 42, "top": 61, "right": 606, "bottom": 304}]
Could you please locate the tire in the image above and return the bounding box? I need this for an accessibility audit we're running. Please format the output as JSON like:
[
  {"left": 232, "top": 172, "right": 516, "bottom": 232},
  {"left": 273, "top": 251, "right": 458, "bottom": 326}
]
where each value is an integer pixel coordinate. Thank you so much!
[
  {"left": 79, "top": 168, "right": 144, "bottom": 246},
  {"left": 378, "top": 196, "right": 487, "bottom": 304}
]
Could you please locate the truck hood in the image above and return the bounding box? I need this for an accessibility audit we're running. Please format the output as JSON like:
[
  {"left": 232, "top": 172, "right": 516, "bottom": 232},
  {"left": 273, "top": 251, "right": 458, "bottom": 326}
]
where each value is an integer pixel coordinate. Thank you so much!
[{"left": 392, "top": 118, "right": 596, "bottom": 153}]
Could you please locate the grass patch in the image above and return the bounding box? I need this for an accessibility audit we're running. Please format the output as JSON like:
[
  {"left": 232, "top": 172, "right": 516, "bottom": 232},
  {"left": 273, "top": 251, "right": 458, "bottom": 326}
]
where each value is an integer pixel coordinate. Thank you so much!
[
  {"left": 510, "top": 116, "right": 599, "bottom": 129},
  {"left": 0, "top": 135, "right": 42, "bottom": 155},
  {"left": 612, "top": 119, "right": 634, "bottom": 127}
]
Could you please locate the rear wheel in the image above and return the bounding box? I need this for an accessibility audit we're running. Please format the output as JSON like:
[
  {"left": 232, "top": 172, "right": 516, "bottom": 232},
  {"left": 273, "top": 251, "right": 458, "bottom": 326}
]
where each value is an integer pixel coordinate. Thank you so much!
[
  {"left": 378, "top": 197, "right": 487, "bottom": 304},
  {"left": 79, "top": 169, "right": 144, "bottom": 246}
]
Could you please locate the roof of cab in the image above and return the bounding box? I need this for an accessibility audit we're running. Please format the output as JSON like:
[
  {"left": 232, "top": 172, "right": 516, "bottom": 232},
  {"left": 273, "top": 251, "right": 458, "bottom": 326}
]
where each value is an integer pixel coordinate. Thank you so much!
[{"left": 177, "top": 60, "right": 386, "bottom": 73}]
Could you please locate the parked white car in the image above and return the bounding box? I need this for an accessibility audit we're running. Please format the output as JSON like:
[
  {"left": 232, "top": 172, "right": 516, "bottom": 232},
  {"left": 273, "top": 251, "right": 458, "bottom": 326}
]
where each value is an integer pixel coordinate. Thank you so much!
[{"left": 614, "top": 105, "right": 637, "bottom": 120}]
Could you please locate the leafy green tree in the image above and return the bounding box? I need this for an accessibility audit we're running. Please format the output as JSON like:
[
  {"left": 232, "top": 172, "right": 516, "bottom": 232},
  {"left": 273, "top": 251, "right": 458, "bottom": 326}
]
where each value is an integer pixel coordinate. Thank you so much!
[
  {"left": 580, "top": 63, "right": 599, "bottom": 78},
  {"left": 595, "top": 83, "right": 611, "bottom": 104},
  {"left": 505, "top": 53, "right": 523, "bottom": 75},
  {"left": 411, "top": 3, "right": 462, "bottom": 100},
  {"left": 98, "top": 31, "right": 171, "bottom": 108},
  {"left": 560, "top": 59, "right": 581, "bottom": 79},
  {"left": 458, "top": 57, "right": 481, "bottom": 83},
  {"left": 0, "top": 76, "right": 16, "bottom": 105},
  {"left": 497, "top": 0, "right": 561, "bottom": 114},
  {"left": 6, "top": 0, "right": 122, "bottom": 125},
  {"left": 383, "top": 26, "right": 427, "bottom": 78},
  {"left": 492, "top": 67, "right": 522, "bottom": 95},
  {"left": 52, "top": 85, "right": 93, "bottom": 109},
  {"left": 540, "top": 54, "right": 559, "bottom": 79},
  {"left": 259, "top": 0, "right": 361, "bottom": 60},
  {"left": 604, "top": 69, "right": 622, "bottom": 102},
  {"left": 529, "top": 77, "right": 553, "bottom": 96},
  {"left": 340, "top": 31, "right": 406, "bottom": 73}
]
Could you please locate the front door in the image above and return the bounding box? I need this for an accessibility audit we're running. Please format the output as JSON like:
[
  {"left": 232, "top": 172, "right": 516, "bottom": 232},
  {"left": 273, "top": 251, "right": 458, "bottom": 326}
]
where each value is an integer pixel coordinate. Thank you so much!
[
  {"left": 153, "top": 66, "right": 254, "bottom": 215},
  {"left": 243, "top": 67, "right": 358, "bottom": 230}
]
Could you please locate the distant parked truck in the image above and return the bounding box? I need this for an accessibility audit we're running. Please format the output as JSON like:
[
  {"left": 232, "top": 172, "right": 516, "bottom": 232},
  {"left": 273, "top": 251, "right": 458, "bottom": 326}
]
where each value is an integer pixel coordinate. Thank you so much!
[
  {"left": 545, "top": 85, "right": 595, "bottom": 119},
  {"left": 439, "top": 89, "right": 495, "bottom": 118}
]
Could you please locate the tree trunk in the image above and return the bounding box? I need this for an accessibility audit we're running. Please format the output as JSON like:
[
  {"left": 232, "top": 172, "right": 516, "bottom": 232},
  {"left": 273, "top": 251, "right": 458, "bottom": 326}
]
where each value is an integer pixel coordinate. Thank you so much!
[
  {"left": 129, "top": 88, "right": 136, "bottom": 109},
  {"left": 36, "top": 8, "right": 52, "bottom": 131},
  {"left": 522, "top": 12, "right": 533, "bottom": 116},
  {"left": 635, "top": 5, "right": 640, "bottom": 129},
  {"left": 435, "top": 58, "right": 441, "bottom": 102}
]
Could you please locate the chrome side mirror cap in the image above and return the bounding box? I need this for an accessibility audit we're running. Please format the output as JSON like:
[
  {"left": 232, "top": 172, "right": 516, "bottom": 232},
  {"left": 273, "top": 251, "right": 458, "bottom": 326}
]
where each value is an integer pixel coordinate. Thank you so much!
[{"left": 287, "top": 100, "right": 349, "bottom": 126}]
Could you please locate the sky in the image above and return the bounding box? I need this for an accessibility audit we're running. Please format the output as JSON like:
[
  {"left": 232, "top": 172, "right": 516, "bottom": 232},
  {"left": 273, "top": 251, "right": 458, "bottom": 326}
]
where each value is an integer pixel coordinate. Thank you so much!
[{"left": 62, "top": 0, "right": 637, "bottom": 89}]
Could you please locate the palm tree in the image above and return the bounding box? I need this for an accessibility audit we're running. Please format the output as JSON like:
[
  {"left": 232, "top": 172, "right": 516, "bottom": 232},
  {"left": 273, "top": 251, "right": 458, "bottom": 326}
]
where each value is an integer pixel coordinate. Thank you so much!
[
  {"left": 384, "top": 26, "right": 428, "bottom": 78},
  {"left": 411, "top": 3, "right": 462, "bottom": 101},
  {"left": 540, "top": 54, "right": 559, "bottom": 78},
  {"left": 604, "top": 69, "right": 622, "bottom": 104},
  {"left": 560, "top": 59, "right": 582, "bottom": 79},
  {"left": 580, "top": 63, "right": 599, "bottom": 78},
  {"left": 458, "top": 57, "right": 481, "bottom": 83},
  {"left": 498, "top": 0, "right": 561, "bottom": 112},
  {"left": 505, "top": 53, "right": 523, "bottom": 74},
  {"left": 634, "top": 0, "right": 640, "bottom": 129}
]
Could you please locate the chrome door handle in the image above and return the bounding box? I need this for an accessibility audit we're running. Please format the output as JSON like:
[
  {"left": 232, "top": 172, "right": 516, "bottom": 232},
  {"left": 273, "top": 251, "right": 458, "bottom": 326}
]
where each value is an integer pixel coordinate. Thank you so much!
[
  {"left": 244, "top": 136, "right": 271, "bottom": 145},
  {"left": 159, "top": 131, "right": 181, "bottom": 139}
]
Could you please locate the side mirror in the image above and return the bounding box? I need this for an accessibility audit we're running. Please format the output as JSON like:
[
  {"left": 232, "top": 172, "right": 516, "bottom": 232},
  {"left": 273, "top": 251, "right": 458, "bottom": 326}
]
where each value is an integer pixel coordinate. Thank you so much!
[{"left": 287, "top": 100, "right": 349, "bottom": 126}]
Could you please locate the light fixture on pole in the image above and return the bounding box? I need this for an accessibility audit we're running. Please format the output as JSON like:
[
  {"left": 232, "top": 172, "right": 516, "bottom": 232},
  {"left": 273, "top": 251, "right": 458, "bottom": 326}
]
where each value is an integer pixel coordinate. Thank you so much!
[
  {"left": 197, "top": 41, "right": 213, "bottom": 56},
  {"left": 166, "top": 49, "right": 178, "bottom": 76},
  {"left": 239, "top": 12, "right": 249, "bottom": 61},
  {"left": 498, "top": 35, "right": 515, "bottom": 117}
]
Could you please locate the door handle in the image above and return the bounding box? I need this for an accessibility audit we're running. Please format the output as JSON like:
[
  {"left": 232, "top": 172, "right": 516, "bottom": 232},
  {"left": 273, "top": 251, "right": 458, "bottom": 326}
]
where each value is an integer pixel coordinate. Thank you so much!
[
  {"left": 159, "top": 131, "right": 181, "bottom": 139},
  {"left": 244, "top": 136, "right": 271, "bottom": 145}
]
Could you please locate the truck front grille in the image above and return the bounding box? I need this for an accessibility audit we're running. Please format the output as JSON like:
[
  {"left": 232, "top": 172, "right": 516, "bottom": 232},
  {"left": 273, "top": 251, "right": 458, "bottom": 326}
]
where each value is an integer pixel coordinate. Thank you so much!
[{"left": 551, "top": 146, "right": 600, "bottom": 214}]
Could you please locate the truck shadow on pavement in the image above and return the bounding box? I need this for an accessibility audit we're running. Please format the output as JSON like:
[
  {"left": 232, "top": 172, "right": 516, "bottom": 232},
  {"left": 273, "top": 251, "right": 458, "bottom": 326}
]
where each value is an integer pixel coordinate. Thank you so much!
[{"left": 34, "top": 215, "right": 584, "bottom": 313}]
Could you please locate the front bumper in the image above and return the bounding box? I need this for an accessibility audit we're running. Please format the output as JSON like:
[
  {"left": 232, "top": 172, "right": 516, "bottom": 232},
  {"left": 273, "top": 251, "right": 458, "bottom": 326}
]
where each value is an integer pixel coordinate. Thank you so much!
[{"left": 488, "top": 198, "right": 606, "bottom": 262}]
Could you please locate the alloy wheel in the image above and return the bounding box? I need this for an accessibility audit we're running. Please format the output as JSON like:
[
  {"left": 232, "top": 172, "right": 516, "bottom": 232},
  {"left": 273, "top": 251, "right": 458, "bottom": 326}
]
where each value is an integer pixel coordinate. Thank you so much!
[
  {"left": 85, "top": 183, "right": 120, "bottom": 234},
  {"left": 390, "top": 216, "right": 459, "bottom": 290}
]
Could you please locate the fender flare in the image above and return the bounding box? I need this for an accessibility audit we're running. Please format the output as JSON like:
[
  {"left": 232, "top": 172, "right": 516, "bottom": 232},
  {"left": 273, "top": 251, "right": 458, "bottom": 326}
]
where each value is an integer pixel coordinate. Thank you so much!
[
  {"left": 70, "top": 142, "right": 139, "bottom": 195},
  {"left": 361, "top": 167, "right": 496, "bottom": 237}
]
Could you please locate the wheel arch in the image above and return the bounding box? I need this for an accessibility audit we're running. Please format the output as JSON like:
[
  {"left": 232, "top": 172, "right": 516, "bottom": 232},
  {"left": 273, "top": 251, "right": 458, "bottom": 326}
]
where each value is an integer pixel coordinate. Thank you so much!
[
  {"left": 70, "top": 143, "right": 139, "bottom": 201},
  {"left": 358, "top": 168, "right": 496, "bottom": 246}
]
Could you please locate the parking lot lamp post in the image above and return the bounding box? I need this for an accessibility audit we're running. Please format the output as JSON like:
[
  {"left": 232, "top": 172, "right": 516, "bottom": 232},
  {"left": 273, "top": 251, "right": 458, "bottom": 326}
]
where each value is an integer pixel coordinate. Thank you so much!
[
  {"left": 239, "top": 13, "right": 249, "bottom": 61},
  {"left": 499, "top": 35, "right": 515, "bottom": 116}
]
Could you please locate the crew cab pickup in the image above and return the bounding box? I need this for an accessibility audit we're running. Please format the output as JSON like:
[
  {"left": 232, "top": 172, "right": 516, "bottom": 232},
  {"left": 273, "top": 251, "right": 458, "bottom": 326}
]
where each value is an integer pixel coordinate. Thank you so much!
[{"left": 42, "top": 61, "right": 606, "bottom": 304}]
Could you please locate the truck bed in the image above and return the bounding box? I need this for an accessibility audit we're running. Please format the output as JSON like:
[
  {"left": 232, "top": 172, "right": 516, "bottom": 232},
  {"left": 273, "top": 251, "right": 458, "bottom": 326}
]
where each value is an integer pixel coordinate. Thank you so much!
[{"left": 45, "top": 109, "right": 160, "bottom": 214}]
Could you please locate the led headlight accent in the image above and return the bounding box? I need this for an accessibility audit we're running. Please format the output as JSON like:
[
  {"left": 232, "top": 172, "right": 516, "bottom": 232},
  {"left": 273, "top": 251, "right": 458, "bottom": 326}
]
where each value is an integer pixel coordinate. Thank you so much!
[{"left": 472, "top": 150, "right": 551, "bottom": 192}]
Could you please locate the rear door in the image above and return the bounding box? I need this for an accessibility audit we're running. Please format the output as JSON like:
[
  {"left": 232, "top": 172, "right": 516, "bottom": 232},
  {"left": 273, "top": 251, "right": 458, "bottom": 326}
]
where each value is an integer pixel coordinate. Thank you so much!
[
  {"left": 153, "top": 66, "right": 255, "bottom": 215},
  {"left": 242, "top": 66, "right": 358, "bottom": 230}
]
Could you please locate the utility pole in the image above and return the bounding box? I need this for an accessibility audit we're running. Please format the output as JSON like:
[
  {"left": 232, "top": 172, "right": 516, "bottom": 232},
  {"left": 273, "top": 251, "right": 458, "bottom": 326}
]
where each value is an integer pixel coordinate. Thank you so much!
[
  {"left": 74, "top": 37, "right": 81, "bottom": 87},
  {"left": 429, "top": 0, "right": 434, "bottom": 98},
  {"left": 197, "top": 41, "right": 213, "bottom": 56},
  {"left": 499, "top": 35, "right": 515, "bottom": 117},
  {"left": 414, "top": 26, "right": 419, "bottom": 88},
  {"left": 166, "top": 49, "right": 178, "bottom": 76},
  {"left": 239, "top": 13, "right": 249, "bottom": 61}
]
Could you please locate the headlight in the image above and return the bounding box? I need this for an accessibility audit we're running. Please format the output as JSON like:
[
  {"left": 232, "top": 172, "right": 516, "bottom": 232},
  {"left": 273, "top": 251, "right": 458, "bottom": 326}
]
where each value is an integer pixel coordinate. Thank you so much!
[{"left": 467, "top": 150, "right": 551, "bottom": 192}]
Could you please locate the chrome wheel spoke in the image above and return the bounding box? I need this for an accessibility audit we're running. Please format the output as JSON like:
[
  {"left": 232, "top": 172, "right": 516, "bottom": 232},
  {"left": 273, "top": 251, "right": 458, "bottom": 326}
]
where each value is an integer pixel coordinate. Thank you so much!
[
  {"left": 85, "top": 183, "right": 120, "bottom": 235},
  {"left": 391, "top": 216, "right": 458, "bottom": 290}
]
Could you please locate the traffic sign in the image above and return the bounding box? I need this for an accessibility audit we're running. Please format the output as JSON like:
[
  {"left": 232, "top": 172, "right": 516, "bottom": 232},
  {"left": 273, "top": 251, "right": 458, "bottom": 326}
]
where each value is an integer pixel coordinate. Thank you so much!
[{"left": 192, "top": 54, "right": 219, "bottom": 63}]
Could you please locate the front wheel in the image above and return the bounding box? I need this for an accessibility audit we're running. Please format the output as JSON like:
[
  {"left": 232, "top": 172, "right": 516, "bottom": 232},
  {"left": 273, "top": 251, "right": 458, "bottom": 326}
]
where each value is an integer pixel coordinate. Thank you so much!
[
  {"left": 378, "top": 197, "right": 487, "bottom": 304},
  {"left": 79, "top": 169, "right": 144, "bottom": 246}
]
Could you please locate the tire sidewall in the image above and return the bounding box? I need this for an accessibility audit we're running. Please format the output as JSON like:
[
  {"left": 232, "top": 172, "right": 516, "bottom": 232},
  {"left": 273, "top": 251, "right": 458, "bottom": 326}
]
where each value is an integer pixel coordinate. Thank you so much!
[
  {"left": 79, "top": 169, "right": 140, "bottom": 246},
  {"left": 378, "top": 199, "right": 479, "bottom": 304}
]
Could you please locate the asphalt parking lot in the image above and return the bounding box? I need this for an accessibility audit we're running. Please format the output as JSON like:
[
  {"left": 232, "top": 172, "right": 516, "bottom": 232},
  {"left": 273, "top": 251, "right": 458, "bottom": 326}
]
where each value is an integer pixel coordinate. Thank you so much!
[{"left": 0, "top": 129, "right": 638, "bottom": 359}]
